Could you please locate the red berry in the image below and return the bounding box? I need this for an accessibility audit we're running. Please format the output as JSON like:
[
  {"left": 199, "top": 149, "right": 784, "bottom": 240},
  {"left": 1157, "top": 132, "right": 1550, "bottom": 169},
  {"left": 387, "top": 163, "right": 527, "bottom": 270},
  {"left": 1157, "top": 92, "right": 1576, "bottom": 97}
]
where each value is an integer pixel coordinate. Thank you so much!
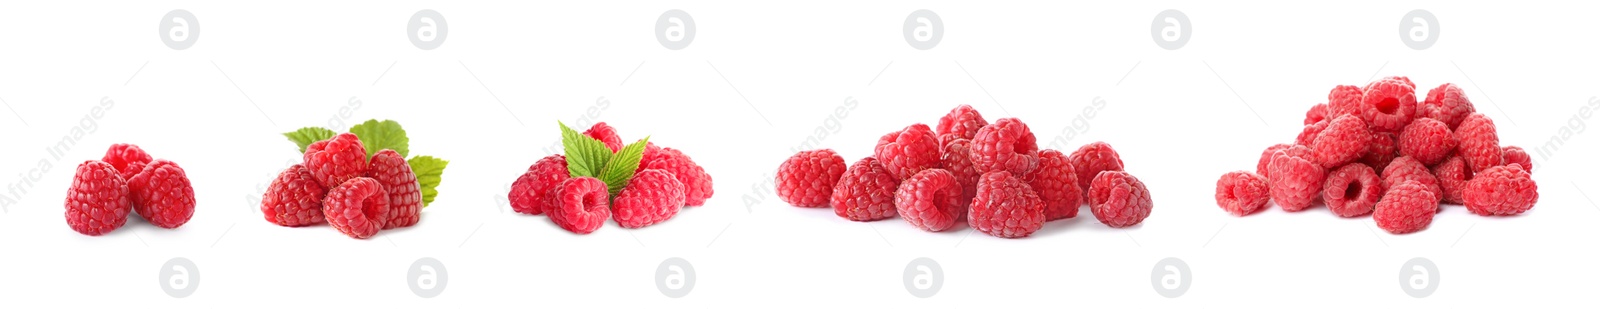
[
  {"left": 1360, "top": 78, "right": 1417, "bottom": 132},
  {"left": 261, "top": 164, "right": 327, "bottom": 227},
  {"left": 64, "top": 161, "right": 131, "bottom": 236},
  {"left": 1373, "top": 181, "right": 1437, "bottom": 234},
  {"left": 1454, "top": 113, "right": 1503, "bottom": 173},
  {"left": 1268, "top": 151, "right": 1324, "bottom": 212},
  {"left": 304, "top": 133, "right": 369, "bottom": 189},
  {"left": 323, "top": 177, "right": 390, "bottom": 239},
  {"left": 509, "top": 155, "right": 568, "bottom": 215},
  {"left": 1214, "top": 171, "right": 1269, "bottom": 216},
  {"left": 127, "top": 160, "right": 196, "bottom": 229},
  {"left": 640, "top": 147, "right": 714, "bottom": 206},
  {"left": 876, "top": 124, "right": 942, "bottom": 180},
  {"left": 1088, "top": 171, "right": 1153, "bottom": 228},
  {"left": 1380, "top": 76, "right": 1416, "bottom": 89},
  {"left": 1026, "top": 149, "right": 1081, "bottom": 221},
  {"left": 1431, "top": 154, "right": 1473, "bottom": 204},
  {"left": 1398, "top": 118, "right": 1457, "bottom": 166},
  {"left": 1311, "top": 115, "right": 1372, "bottom": 168},
  {"left": 968, "top": 171, "right": 1045, "bottom": 238},
  {"left": 1420, "top": 83, "right": 1475, "bottom": 129},
  {"left": 1068, "top": 141, "right": 1124, "bottom": 198},
  {"left": 1381, "top": 156, "right": 1443, "bottom": 204},
  {"left": 831, "top": 157, "right": 899, "bottom": 222},
  {"left": 548, "top": 177, "right": 610, "bottom": 234},
  {"left": 936, "top": 105, "right": 989, "bottom": 145},
  {"left": 1257, "top": 144, "right": 1292, "bottom": 178},
  {"left": 775, "top": 149, "right": 847, "bottom": 208},
  {"left": 941, "top": 139, "right": 981, "bottom": 206},
  {"left": 1322, "top": 163, "right": 1381, "bottom": 218},
  {"left": 1327, "top": 85, "right": 1364, "bottom": 118},
  {"left": 583, "top": 122, "right": 624, "bottom": 152},
  {"left": 369, "top": 149, "right": 421, "bottom": 229},
  {"left": 1295, "top": 120, "right": 1328, "bottom": 146},
  {"left": 894, "top": 169, "right": 964, "bottom": 232},
  {"left": 613, "top": 169, "right": 685, "bottom": 228},
  {"left": 1463, "top": 165, "right": 1537, "bottom": 216},
  {"left": 1361, "top": 132, "right": 1400, "bottom": 173},
  {"left": 102, "top": 143, "right": 153, "bottom": 180},
  {"left": 1304, "top": 103, "right": 1329, "bottom": 125},
  {"left": 1502, "top": 146, "right": 1532, "bottom": 172},
  {"left": 969, "top": 118, "right": 1040, "bottom": 177}
]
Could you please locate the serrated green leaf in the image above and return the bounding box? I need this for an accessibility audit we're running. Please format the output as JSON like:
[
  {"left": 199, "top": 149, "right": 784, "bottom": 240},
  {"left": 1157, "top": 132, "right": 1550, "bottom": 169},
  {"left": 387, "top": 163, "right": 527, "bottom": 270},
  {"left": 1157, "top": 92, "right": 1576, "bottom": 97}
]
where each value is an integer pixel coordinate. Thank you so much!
[
  {"left": 598, "top": 137, "right": 650, "bottom": 196},
  {"left": 407, "top": 156, "right": 448, "bottom": 207},
  {"left": 349, "top": 119, "right": 410, "bottom": 159},
  {"left": 283, "top": 127, "right": 336, "bottom": 153},
  {"left": 560, "top": 121, "right": 612, "bottom": 178}
]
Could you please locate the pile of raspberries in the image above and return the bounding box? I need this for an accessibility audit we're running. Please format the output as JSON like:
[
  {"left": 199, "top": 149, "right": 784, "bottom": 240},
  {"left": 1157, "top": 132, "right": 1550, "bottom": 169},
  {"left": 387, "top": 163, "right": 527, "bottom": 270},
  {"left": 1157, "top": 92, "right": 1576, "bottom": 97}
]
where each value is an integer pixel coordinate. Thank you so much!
[
  {"left": 261, "top": 133, "right": 423, "bottom": 239},
  {"left": 509, "top": 122, "right": 715, "bottom": 234},
  {"left": 1214, "top": 76, "right": 1538, "bottom": 234},
  {"left": 64, "top": 144, "right": 196, "bottom": 235},
  {"left": 777, "top": 105, "right": 1153, "bottom": 238}
]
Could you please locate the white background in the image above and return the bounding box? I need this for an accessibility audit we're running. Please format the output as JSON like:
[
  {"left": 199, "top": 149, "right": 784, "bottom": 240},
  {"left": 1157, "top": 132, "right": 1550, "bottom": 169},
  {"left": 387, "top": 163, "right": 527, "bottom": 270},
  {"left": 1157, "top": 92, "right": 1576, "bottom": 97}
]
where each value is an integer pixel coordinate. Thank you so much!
[{"left": 1, "top": 1, "right": 1597, "bottom": 308}]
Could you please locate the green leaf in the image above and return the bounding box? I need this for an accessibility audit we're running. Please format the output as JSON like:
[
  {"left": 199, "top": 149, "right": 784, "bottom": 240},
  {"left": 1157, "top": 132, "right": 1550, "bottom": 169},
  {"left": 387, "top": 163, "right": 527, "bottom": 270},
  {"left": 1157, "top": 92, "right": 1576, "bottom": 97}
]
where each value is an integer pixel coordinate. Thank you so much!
[
  {"left": 407, "top": 156, "right": 448, "bottom": 207},
  {"left": 598, "top": 137, "right": 650, "bottom": 196},
  {"left": 349, "top": 119, "right": 410, "bottom": 159},
  {"left": 560, "top": 121, "right": 612, "bottom": 178},
  {"left": 283, "top": 127, "right": 336, "bottom": 153}
]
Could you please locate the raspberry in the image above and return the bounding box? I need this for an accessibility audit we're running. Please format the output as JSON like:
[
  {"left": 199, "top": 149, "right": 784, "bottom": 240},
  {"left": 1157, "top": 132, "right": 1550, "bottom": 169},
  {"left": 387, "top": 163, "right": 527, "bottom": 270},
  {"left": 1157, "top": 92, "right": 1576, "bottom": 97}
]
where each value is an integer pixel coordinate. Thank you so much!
[
  {"left": 936, "top": 104, "right": 989, "bottom": 145},
  {"left": 1268, "top": 151, "right": 1325, "bottom": 212},
  {"left": 1361, "top": 132, "right": 1399, "bottom": 173},
  {"left": 1502, "top": 146, "right": 1532, "bottom": 172},
  {"left": 1256, "top": 144, "right": 1292, "bottom": 178},
  {"left": 1454, "top": 113, "right": 1503, "bottom": 173},
  {"left": 304, "top": 133, "right": 370, "bottom": 189},
  {"left": 968, "top": 171, "right": 1045, "bottom": 238},
  {"left": 831, "top": 157, "right": 899, "bottom": 221},
  {"left": 323, "top": 177, "right": 390, "bottom": 239},
  {"left": 1214, "top": 171, "right": 1269, "bottom": 216},
  {"left": 1088, "top": 171, "right": 1153, "bottom": 228},
  {"left": 1295, "top": 120, "right": 1328, "bottom": 146},
  {"left": 1026, "top": 149, "right": 1081, "bottom": 221},
  {"left": 1327, "top": 85, "right": 1364, "bottom": 118},
  {"left": 1373, "top": 181, "right": 1437, "bottom": 234},
  {"left": 1068, "top": 141, "right": 1124, "bottom": 197},
  {"left": 261, "top": 164, "right": 327, "bottom": 227},
  {"left": 1381, "top": 156, "right": 1443, "bottom": 204},
  {"left": 874, "top": 124, "right": 942, "bottom": 180},
  {"left": 1360, "top": 78, "right": 1417, "bottom": 132},
  {"left": 1311, "top": 115, "right": 1372, "bottom": 168},
  {"left": 127, "top": 160, "right": 195, "bottom": 229},
  {"left": 969, "top": 118, "right": 1040, "bottom": 177},
  {"left": 894, "top": 169, "right": 964, "bottom": 232},
  {"left": 1398, "top": 118, "right": 1457, "bottom": 166},
  {"left": 613, "top": 169, "right": 685, "bottom": 228},
  {"left": 775, "top": 149, "right": 847, "bottom": 208},
  {"left": 102, "top": 143, "right": 153, "bottom": 180},
  {"left": 1431, "top": 154, "right": 1473, "bottom": 204},
  {"left": 1421, "top": 83, "right": 1475, "bottom": 129},
  {"left": 509, "top": 154, "right": 568, "bottom": 215},
  {"left": 63, "top": 161, "right": 131, "bottom": 236},
  {"left": 1381, "top": 76, "right": 1416, "bottom": 89},
  {"left": 941, "top": 139, "right": 981, "bottom": 206},
  {"left": 369, "top": 149, "right": 422, "bottom": 229},
  {"left": 640, "top": 147, "right": 714, "bottom": 206},
  {"left": 1322, "top": 163, "right": 1381, "bottom": 217},
  {"left": 1304, "top": 103, "right": 1329, "bottom": 125},
  {"left": 583, "top": 122, "right": 624, "bottom": 152},
  {"left": 548, "top": 177, "right": 611, "bottom": 234},
  {"left": 1463, "top": 165, "right": 1538, "bottom": 216}
]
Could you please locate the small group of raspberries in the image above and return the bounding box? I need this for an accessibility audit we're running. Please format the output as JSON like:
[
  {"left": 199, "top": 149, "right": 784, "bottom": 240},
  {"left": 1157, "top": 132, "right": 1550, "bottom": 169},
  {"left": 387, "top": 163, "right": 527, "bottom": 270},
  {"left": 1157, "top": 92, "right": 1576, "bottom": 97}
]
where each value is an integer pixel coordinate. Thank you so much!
[
  {"left": 777, "top": 105, "right": 1153, "bottom": 238},
  {"left": 64, "top": 144, "right": 196, "bottom": 235},
  {"left": 261, "top": 132, "right": 424, "bottom": 239},
  {"left": 509, "top": 122, "right": 714, "bottom": 234},
  {"left": 1214, "top": 76, "right": 1538, "bottom": 234}
]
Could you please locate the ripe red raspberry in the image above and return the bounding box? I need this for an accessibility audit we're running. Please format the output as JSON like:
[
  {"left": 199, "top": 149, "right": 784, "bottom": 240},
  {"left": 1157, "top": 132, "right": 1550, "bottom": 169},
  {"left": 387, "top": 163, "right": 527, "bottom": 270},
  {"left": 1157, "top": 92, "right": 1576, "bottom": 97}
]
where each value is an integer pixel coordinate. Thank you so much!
[
  {"left": 64, "top": 161, "right": 131, "bottom": 236},
  {"left": 369, "top": 149, "right": 422, "bottom": 229},
  {"left": 102, "top": 143, "right": 153, "bottom": 180},
  {"left": 895, "top": 169, "right": 964, "bottom": 232},
  {"left": 1381, "top": 156, "right": 1443, "bottom": 204},
  {"left": 323, "top": 177, "right": 390, "bottom": 239},
  {"left": 613, "top": 169, "right": 685, "bottom": 228},
  {"left": 1311, "top": 114, "right": 1372, "bottom": 168},
  {"left": 261, "top": 164, "right": 327, "bottom": 227},
  {"left": 969, "top": 118, "right": 1040, "bottom": 177},
  {"left": 1380, "top": 76, "right": 1416, "bottom": 89},
  {"left": 1268, "top": 151, "right": 1325, "bottom": 212},
  {"left": 1463, "top": 165, "right": 1538, "bottom": 216},
  {"left": 640, "top": 147, "right": 714, "bottom": 206},
  {"left": 1304, "top": 103, "right": 1329, "bottom": 125},
  {"left": 304, "top": 133, "right": 370, "bottom": 189},
  {"left": 1361, "top": 132, "right": 1399, "bottom": 173},
  {"left": 1214, "top": 171, "right": 1269, "bottom": 216},
  {"left": 775, "top": 149, "right": 847, "bottom": 208},
  {"left": 509, "top": 154, "right": 568, "bottom": 215},
  {"left": 1373, "top": 181, "right": 1437, "bottom": 234},
  {"left": 1295, "top": 120, "right": 1328, "bottom": 146},
  {"left": 1431, "top": 154, "right": 1473, "bottom": 204},
  {"left": 1322, "top": 163, "right": 1381, "bottom": 218},
  {"left": 548, "top": 177, "right": 611, "bottom": 234},
  {"left": 1088, "top": 171, "right": 1153, "bottom": 228},
  {"left": 1398, "top": 118, "right": 1457, "bottom": 166},
  {"left": 583, "top": 122, "right": 624, "bottom": 152},
  {"left": 1360, "top": 78, "right": 1417, "bottom": 132},
  {"left": 941, "top": 139, "right": 980, "bottom": 206},
  {"left": 1069, "top": 141, "right": 1124, "bottom": 197},
  {"left": 968, "top": 171, "right": 1045, "bottom": 238},
  {"left": 875, "top": 124, "right": 942, "bottom": 180},
  {"left": 1026, "top": 149, "right": 1081, "bottom": 221},
  {"left": 1454, "top": 113, "right": 1502, "bottom": 173},
  {"left": 1256, "top": 144, "right": 1292, "bottom": 178},
  {"left": 1327, "top": 85, "right": 1364, "bottom": 117},
  {"left": 831, "top": 157, "right": 899, "bottom": 222},
  {"left": 936, "top": 104, "right": 989, "bottom": 146},
  {"left": 127, "top": 159, "right": 195, "bottom": 229},
  {"left": 1421, "top": 83, "right": 1475, "bottom": 129},
  {"left": 1502, "top": 146, "right": 1532, "bottom": 172}
]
